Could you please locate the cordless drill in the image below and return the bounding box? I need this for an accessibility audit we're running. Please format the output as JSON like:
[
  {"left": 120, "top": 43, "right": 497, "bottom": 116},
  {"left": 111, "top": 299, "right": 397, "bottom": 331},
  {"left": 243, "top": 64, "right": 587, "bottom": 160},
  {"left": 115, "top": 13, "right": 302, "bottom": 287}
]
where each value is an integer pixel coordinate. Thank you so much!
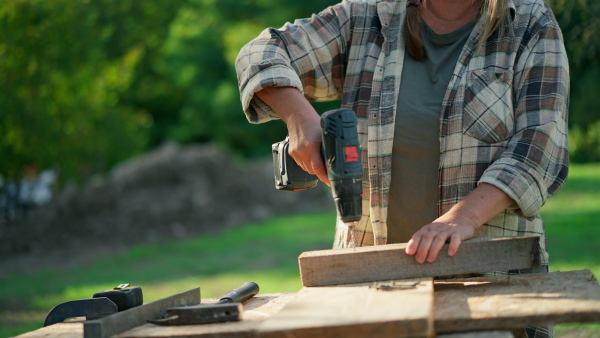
[{"left": 272, "top": 109, "right": 363, "bottom": 222}]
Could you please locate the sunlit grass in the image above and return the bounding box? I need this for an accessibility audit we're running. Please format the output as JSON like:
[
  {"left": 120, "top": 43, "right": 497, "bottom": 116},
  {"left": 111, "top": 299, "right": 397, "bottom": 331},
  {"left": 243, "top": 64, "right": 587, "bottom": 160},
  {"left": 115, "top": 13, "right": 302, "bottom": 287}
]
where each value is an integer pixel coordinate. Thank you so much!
[
  {"left": 541, "top": 163, "right": 600, "bottom": 336},
  {"left": 0, "top": 211, "right": 337, "bottom": 336},
  {"left": 542, "top": 163, "right": 600, "bottom": 277}
]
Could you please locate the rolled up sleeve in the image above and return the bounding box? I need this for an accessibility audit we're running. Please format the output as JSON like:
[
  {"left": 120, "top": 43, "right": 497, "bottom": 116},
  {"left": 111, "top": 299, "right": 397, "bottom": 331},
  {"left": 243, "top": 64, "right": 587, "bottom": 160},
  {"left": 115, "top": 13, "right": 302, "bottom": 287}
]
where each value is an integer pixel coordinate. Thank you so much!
[
  {"left": 479, "top": 12, "right": 570, "bottom": 218},
  {"left": 235, "top": 2, "right": 354, "bottom": 123}
]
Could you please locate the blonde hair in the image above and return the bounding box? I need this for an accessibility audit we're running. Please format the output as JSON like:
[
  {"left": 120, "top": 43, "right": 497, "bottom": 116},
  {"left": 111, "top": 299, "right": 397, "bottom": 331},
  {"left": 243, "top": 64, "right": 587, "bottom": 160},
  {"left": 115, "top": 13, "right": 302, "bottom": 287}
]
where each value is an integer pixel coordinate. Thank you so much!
[{"left": 403, "top": 0, "right": 511, "bottom": 61}]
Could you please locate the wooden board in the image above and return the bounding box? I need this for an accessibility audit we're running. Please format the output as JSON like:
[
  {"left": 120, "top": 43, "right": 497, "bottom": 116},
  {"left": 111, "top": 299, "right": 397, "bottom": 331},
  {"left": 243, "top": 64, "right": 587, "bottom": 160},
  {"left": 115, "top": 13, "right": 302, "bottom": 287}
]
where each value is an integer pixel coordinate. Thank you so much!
[
  {"left": 256, "top": 278, "right": 434, "bottom": 338},
  {"left": 17, "top": 270, "right": 600, "bottom": 338},
  {"left": 434, "top": 270, "right": 600, "bottom": 333},
  {"left": 17, "top": 293, "right": 297, "bottom": 338},
  {"left": 16, "top": 322, "right": 83, "bottom": 338},
  {"left": 438, "top": 331, "right": 513, "bottom": 338},
  {"left": 116, "top": 292, "right": 297, "bottom": 338},
  {"left": 299, "top": 236, "right": 542, "bottom": 287}
]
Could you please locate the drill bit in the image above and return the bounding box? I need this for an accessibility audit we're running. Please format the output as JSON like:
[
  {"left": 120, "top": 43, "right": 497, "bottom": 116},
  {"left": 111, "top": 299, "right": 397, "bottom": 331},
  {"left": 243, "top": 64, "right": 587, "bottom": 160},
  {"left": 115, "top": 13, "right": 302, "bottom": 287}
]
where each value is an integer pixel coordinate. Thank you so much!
[{"left": 347, "top": 222, "right": 357, "bottom": 250}]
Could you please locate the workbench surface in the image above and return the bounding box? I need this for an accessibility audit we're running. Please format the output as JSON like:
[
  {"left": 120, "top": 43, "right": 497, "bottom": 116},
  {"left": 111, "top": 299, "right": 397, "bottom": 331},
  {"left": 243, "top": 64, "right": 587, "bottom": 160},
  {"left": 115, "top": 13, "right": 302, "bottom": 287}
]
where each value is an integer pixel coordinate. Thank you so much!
[
  {"left": 16, "top": 270, "right": 600, "bottom": 338},
  {"left": 17, "top": 292, "right": 296, "bottom": 338}
]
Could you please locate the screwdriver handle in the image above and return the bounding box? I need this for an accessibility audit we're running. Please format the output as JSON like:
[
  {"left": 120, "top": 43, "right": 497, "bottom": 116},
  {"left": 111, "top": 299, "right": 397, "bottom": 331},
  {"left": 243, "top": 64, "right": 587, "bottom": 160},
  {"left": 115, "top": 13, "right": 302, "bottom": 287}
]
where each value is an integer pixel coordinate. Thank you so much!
[{"left": 218, "top": 282, "right": 259, "bottom": 304}]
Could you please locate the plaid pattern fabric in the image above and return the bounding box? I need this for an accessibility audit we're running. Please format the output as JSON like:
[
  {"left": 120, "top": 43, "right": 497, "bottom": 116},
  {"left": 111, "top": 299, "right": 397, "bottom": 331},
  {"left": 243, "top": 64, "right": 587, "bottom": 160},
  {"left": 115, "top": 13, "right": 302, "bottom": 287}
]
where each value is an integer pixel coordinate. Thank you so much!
[{"left": 236, "top": 0, "right": 569, "bottom": 261}]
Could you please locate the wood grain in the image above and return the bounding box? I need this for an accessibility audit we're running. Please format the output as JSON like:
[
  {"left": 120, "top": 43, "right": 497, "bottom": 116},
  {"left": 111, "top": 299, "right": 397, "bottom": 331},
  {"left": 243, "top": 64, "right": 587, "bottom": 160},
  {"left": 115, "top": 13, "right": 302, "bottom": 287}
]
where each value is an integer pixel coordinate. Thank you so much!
[
  {"left": 17, "top": 270, "right": 600, "bottom": 338},
  {"left": 434, "top": 270, "right": 600, "bottom": 332},
  {"left": 437, "top": 331, "right": 514, "bottom": 338},
  {"left": 256, "top": 278, "right": 434, "bottom": 338},
  {"left": 299, "top": 236, "right": 542, "bottom": 287},
  {"left": 16, "top": 322, "right": 83, "bottom": 338}
]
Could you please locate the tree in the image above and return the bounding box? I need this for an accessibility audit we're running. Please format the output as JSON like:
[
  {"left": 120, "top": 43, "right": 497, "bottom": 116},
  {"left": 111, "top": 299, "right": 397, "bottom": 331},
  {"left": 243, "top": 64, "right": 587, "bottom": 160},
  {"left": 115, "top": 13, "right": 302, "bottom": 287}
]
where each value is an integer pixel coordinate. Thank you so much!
[
  {"left": 548, "top": 0, "right": 600, "bottom": 128},
  {"left": 136, "top": 0, "right": 340, "bottom": 157},
  {"left": 0, "top": 0, "right": 178, "bottom": 181}
]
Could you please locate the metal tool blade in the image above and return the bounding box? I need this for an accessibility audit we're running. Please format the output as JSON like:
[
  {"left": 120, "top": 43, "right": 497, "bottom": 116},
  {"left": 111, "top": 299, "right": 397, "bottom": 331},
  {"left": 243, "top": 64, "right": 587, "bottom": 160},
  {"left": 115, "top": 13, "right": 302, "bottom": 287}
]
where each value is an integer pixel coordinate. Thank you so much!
[
  {"left": 148, "top": 282, "right": 258, "bottom": 326},
  {"left": 84, "top": 287, "right": 199, "bottom": 338},
  {"left": 149, "top": 303, "right": 243, "bottom": 325},
  {"left": 44, "top": 297, "right": 118, "bottom": 327}
]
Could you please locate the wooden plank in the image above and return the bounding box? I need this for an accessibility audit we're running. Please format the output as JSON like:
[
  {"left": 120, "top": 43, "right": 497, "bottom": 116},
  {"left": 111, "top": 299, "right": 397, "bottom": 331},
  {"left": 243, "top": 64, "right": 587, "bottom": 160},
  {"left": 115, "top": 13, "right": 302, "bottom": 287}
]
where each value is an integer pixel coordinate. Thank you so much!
[
  {"left": 438, "top": 331, "right": 513, "bottom": 338},
  {"left": 18, "top": 271, "right": 600, "bottom": 338},
  {"left": 434, "top": 270, "right": 600, "bottom": 333},
  {"left": 15, "top": 322, "right": 83, "bottom": 338},
  {"left": 299, "top": 236, "right": 541, "bottom": 287},
  {"left": 256, "top": 278, "right": 434, "bottom": 338}
]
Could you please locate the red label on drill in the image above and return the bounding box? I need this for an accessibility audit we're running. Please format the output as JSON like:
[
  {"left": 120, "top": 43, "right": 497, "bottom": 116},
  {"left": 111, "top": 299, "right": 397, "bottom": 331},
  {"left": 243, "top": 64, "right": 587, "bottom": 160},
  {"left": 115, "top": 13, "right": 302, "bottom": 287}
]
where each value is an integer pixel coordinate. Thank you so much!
[{"left": 344, "top": 146, "right": 359, "bottom": 162}]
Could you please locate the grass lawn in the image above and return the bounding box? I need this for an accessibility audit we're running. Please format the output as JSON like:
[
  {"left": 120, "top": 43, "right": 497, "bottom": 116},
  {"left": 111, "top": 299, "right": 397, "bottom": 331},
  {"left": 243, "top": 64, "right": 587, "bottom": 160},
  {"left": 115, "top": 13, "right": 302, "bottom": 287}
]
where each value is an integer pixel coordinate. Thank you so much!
[
  {"left": 1, "top": 163, "right": 599, "bottom": 337},
  {"left": 539, "top": 163, "right": 600, "bottom": 337}
]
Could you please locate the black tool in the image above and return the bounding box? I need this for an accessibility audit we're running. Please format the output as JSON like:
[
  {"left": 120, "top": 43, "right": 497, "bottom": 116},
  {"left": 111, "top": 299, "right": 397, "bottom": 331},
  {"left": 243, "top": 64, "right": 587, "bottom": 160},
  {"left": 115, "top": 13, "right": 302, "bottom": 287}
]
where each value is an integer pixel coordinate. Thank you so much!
[
  {"left": 273, "top": 108, "right": 363, "bottom": 222},
  {"left": 272, "top": 135, "right": 319, "bottom": 191},
  {"left": 92, "top": 283, "right": 143, "bottom": 311},
  {"left": 149, "top": 282, "right": 259, "bottom": 326},
  {"left": 44, "top": 283, "right": 143, "bottom": 327},
  {"left": 44, "top": 298, "right": 118, "bottom": 327}
]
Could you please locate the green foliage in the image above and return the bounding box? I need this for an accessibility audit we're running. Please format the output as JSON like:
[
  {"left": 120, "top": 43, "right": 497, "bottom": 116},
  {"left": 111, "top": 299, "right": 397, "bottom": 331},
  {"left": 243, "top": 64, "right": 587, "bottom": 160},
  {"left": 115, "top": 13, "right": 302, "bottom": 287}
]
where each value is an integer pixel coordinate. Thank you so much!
[
  {"left": 548, "top": 0, "right": 600, "bottom": 79},
  {"left": 548, "top": 0, "right": 600, "bottom": 162},
  {"left": 569, "top": 121, "right": 600, "bottom": 163},
  {"left": 2, "top": 0, "right": 599, "bottom": 180},
  {"left": 1, "top": 0, "right": 341, "bottom": 182},
  {"left": 144, "top": 0, "right": 340, "bottom": 157},
  {"left": 0, "top": 0, "right": 176, "bottom": 181},
  {"left": 568, "top": 66, "right": 600, "bottom": 129},
  {"left": 568, "top": 66, "right": 600, "bottom": 163}
]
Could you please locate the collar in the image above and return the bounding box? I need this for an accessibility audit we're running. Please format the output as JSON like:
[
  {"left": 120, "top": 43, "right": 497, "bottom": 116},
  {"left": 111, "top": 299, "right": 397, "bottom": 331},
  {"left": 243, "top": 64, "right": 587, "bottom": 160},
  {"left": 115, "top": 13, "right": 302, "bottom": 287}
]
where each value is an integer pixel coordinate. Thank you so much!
[{"left": 376, "top": 0, "right": 518, "bottom": 26}]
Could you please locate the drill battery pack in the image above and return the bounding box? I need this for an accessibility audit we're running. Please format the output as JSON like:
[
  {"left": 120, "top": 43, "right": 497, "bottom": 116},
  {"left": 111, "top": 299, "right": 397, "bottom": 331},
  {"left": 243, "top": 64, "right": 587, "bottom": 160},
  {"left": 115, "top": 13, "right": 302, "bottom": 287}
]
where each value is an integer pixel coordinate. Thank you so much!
[{"left": 272, "top": 136, "right": 319, "bottom": 191}]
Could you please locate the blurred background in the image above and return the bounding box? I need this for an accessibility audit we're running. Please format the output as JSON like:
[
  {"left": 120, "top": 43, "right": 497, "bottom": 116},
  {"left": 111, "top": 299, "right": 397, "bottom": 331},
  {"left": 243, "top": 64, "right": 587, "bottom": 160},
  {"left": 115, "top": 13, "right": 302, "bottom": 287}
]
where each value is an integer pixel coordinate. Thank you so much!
[{"left": 1, "top": 0, "right": 599, "bottom": 337}]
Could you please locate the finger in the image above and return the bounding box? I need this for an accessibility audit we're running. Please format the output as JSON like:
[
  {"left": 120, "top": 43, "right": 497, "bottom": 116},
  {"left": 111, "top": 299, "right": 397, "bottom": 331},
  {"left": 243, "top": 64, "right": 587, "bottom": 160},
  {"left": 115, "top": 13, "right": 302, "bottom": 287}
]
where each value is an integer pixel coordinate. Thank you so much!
[
  {"left": 426, "top": 233, "right": 450, "bottom": 263},
  {"left": 290, "top": 146, "right": 317, "bottom": 176},
  {"left": 416, "top": 230, "right": 435, "bottom": 264},
  {"left": 447, "top": 233, "right": 462, "bottom": 256},
  {"left": 406, "top": 236, "right": 420, "bottom": 256},
  {"left": 291, "top": 156, "right": 309, "bottom": 174},
  {"left": 288, "top": 147, "right": 310, "bottom": 173}
]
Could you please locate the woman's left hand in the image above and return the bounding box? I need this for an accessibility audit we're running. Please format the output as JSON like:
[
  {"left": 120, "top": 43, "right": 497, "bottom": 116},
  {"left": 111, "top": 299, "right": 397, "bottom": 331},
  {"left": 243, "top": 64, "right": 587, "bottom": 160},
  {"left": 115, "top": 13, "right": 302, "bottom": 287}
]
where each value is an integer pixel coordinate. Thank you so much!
[
  {"left": 404, "top": 183, "right": 516, "bottom": 263},
  {"left": 405, "top": 214, "right": 476, "bottom": 263}
]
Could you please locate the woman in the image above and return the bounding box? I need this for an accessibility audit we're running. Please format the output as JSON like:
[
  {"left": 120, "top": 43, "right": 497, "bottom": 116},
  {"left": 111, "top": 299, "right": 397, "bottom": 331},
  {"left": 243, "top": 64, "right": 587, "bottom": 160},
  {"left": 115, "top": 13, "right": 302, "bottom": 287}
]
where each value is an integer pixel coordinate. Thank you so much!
[{"left": 236, "top": 1, "right": 568, "bottom": 334}]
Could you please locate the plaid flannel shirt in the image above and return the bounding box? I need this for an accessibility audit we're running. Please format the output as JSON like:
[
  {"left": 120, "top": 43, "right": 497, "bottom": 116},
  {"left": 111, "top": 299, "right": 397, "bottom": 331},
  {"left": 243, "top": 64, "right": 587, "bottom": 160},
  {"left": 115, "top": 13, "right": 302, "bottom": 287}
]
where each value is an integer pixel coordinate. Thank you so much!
[{"left": 236, "top": 0, "right": 569, "bottom": 264}]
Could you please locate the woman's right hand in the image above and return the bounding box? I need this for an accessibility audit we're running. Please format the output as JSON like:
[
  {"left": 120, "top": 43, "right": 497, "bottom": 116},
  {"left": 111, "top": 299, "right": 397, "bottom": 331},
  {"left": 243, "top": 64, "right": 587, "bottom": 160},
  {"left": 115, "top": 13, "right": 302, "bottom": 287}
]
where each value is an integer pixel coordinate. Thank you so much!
[
  {"left": 255, "top": 86, "right": 330, "bottom": 186},
  {"left": 286, "top": 111, "right": 330, "bottom": 186}
]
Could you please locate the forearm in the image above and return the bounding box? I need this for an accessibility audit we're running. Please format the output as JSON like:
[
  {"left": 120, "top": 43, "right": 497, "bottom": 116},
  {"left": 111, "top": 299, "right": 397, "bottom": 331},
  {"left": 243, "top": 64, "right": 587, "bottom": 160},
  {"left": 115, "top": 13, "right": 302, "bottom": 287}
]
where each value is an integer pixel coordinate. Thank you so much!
[
  {"left": 439, "top": 182, "right": 515, "bottom": 231},
  {"left": 255, "top": 87, "right": 319, "bottom": 127}
]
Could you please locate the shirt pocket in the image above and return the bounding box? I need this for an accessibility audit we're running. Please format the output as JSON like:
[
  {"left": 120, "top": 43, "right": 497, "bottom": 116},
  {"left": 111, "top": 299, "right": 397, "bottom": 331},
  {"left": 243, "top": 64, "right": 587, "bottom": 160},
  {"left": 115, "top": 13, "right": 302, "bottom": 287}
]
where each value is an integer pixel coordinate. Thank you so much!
[{"left": 462, "top": 70, "right": 514, "bottom": 144}]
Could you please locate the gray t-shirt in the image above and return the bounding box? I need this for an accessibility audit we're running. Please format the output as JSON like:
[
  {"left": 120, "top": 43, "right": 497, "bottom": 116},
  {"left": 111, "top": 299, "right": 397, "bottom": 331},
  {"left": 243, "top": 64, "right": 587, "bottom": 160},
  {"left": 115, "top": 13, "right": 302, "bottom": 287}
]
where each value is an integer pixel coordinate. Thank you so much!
[{"left": 387, "top": 20, "right": 475, "bottom": 243}]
